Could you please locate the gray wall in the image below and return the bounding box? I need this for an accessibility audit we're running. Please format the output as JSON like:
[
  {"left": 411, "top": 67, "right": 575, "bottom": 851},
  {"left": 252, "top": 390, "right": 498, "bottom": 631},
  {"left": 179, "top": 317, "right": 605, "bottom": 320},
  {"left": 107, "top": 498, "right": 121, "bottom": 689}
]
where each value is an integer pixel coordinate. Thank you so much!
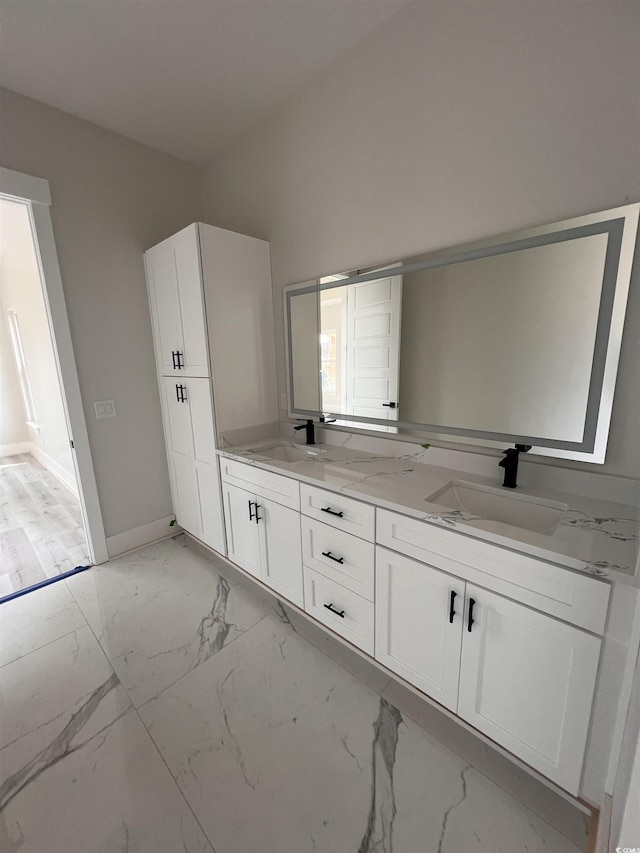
[
  {"left": 0, "top": 88, "right": 203, "bottom": 538},
  {"left": 202, "top": 0, "right": 640, "bottom": 477}
]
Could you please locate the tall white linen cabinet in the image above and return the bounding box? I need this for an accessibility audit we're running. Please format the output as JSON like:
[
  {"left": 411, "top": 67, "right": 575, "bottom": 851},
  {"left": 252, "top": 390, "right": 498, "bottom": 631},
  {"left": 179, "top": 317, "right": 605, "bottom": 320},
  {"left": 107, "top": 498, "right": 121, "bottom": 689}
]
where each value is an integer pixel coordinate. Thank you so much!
[{"left": 144, "top": 223, "right": 278, "bottom": 554}]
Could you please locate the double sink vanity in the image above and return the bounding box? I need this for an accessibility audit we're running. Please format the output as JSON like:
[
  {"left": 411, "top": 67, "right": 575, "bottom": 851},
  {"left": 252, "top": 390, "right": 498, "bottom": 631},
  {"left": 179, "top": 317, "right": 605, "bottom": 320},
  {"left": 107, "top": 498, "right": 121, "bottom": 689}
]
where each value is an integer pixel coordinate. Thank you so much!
[{"left": 217, "top": 432, "right": 637, "bottom": 798}]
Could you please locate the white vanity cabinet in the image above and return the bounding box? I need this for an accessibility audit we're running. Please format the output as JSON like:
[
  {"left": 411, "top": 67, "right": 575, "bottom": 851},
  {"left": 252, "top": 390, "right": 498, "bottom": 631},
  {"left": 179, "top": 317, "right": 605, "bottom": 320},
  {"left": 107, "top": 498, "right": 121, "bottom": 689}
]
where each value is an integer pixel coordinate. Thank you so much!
[
  {"left": 145, "top": 223, "right": 277, "bottom": 553},
  {"left": 221, "top": 463, "right": 303, "bottom": 607},
  {"left": 207, "top": 454, "right": 611, "bottom": 796},
  {"left": 375, "top": 509, "right": 609, "bottom": 794}
]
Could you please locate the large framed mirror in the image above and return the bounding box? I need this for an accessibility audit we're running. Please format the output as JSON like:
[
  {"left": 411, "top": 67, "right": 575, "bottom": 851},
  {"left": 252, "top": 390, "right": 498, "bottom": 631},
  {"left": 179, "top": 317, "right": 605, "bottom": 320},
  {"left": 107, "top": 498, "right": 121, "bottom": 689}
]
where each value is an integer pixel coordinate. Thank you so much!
[{"left": 284, "top": 204, "right": 639, "bottom": 462}]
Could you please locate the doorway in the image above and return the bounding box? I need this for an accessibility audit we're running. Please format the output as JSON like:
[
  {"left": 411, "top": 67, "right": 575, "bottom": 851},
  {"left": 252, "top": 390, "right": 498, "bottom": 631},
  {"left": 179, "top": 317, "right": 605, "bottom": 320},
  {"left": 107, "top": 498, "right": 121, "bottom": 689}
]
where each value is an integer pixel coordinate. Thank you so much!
[{"left": 0, "top": 166, "right": 107, "bottom": 597}]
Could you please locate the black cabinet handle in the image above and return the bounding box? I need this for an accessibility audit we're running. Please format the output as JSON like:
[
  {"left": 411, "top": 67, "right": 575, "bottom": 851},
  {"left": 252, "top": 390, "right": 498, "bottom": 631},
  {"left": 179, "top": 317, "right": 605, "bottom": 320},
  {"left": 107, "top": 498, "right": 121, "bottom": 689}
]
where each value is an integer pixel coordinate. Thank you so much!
[
  {"left": 467, "top": 598, "right": 476, "bottom": 633},
  {"left": 172, "top": 351, "right": 178, "bottom": 369},
  {"left": 177, "top": 351, "right": 184, "bottom": 369},
  {"left": 175, "top": 384, "right": 186, "bottom": 403},
  {"left": 324, "top": 603, "right": 345, "bottom": 618},
  {"left": 321, "top": 507, "right": 344, "bottom": 518},
  {"left": 449, "top": 590, "right": 457, "bottom": 624},
  {"left": 382, "top": 402, "right": 397, "bottom": 409},
  {"left": 254, "top": 503, "right": 262, "bottom": 523},
  {"left": 321, "top": 550, "right": 344, "bottom": 565},
  {"left": 175, "top": 383, "right": 181, "bottom": 402},
  {"left": 248, "top": 500, "right": 255, "bottom": 521}
]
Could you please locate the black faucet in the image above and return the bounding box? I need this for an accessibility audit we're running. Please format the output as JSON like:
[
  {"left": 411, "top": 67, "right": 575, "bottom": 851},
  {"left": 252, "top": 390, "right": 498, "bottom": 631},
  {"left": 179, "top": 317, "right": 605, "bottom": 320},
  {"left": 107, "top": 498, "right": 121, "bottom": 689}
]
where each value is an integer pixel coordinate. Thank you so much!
[
  {"left": 294, "top": 419, "right": 315, "bottom": 445},
  {"left": 498, "top": 444, "right": 531, "bottom": 488}
]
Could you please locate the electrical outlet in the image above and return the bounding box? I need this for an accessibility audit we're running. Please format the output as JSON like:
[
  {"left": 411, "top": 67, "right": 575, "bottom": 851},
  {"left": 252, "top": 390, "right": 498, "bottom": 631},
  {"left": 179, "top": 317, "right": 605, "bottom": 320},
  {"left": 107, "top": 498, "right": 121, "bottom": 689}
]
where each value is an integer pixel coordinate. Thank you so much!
[{"left": 94, "top": 400, "right": 117, "bottom": 419}]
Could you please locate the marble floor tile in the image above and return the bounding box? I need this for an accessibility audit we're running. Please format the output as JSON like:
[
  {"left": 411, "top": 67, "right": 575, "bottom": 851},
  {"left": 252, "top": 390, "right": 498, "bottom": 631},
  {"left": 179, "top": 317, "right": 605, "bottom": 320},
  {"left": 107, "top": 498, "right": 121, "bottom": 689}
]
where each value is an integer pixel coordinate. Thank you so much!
[
  {"left": 66, "top": 537, "right": 270, "bottom": 707},
  {"left": 141, "top": 615, "right": 377, "bottom": 853},
  {"left": 141, "top": 612, "right": 584, "bottom": 853},
  {"left": 0, "top": 624, "right": 213, "bottom": 853},
  {"left": 0, "top": 578, "right": 87, "bottom": 667}
]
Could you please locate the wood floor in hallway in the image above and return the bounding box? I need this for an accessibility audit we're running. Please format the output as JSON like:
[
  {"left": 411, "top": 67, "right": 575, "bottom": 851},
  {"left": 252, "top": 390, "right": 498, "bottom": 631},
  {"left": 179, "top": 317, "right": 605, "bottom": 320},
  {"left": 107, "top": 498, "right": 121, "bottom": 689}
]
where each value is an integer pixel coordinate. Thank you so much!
[{"left": 0, "top": 453, "right": 90, "bottom": 596}]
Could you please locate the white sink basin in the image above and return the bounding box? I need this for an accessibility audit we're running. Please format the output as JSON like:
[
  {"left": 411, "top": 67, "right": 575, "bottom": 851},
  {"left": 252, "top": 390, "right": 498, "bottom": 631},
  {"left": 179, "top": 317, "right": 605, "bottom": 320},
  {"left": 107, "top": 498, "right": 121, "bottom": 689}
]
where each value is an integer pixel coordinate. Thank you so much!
[
  {"left": 258, "top": 443, "right": 330, "bottom": 463},
  {"left": 427, "top": 480, "right": 568, "bottom": 535}
]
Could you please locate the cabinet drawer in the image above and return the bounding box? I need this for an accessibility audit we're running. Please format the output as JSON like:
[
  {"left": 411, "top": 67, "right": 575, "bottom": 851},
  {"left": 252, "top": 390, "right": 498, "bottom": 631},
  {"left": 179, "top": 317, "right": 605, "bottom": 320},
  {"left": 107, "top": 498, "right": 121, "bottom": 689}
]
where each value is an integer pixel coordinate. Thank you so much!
[
  {"left": 303, "top": 568, "right": 374, "bottom": 654},
  {"left": 300, "top": 483, "right": 375, "bottom": 541},
  {"left": 302, "top": 517, "right": 375, "bottom": 600},
  {"left": 377, "top": 509, "right": 610, "bottom": 634},
  {"left": 219, "top": 457, "right": 300, "bottom": 510}
]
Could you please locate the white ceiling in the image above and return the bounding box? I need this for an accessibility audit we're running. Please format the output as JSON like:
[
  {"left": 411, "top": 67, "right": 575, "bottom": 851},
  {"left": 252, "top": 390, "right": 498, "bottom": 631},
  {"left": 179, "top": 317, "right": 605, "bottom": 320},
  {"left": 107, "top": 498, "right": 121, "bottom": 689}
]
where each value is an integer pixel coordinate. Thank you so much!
[{"left": 0, "top": 0, "right": 411, "bottom": 165}]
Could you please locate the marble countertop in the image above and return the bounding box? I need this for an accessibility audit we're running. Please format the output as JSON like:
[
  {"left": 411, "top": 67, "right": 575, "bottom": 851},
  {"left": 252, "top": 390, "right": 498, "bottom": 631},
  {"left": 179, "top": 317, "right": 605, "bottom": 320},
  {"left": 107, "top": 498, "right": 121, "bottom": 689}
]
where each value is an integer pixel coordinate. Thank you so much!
[{"left": 218, "top": 439, "right": 639, "bottom": 583}]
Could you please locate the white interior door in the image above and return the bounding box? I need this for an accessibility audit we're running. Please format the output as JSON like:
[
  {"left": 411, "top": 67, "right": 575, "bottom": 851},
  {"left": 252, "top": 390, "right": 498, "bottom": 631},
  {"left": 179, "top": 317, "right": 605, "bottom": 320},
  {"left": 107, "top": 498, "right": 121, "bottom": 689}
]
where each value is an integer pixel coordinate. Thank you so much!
[
  {"left": 346, "top": 272, "right": 402, "bottom": 432},
  {"left": 458, "top": 585, "right": 601, "bottom": 793},
  {"left": 222, "top": 482, "right": 261, "bottom": 578},
  {"left": 375, "top": 547, "right": 464, "bottom": 711},
  {"left": 258, "top": 498, "right": 304, "bottom": 606}
]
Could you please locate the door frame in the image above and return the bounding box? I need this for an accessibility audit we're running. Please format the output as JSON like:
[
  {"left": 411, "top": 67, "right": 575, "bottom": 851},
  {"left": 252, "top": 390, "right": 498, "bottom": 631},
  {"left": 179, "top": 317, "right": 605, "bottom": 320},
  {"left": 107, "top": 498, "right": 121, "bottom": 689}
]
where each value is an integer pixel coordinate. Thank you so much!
[{"left": 0, "top": 165, "right": 108, "bottom": 564}]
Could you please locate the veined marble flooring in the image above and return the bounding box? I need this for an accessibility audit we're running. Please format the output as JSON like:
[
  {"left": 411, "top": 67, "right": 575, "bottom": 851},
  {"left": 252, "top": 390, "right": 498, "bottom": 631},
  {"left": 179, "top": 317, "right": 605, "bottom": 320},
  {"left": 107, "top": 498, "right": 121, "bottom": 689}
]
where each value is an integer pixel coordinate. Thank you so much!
[
  {"left": 0, "top": 454, "right": 90, "bottom": 596},
  {"left": 0, "top": 535, "right": 591, "bottom": 853}
]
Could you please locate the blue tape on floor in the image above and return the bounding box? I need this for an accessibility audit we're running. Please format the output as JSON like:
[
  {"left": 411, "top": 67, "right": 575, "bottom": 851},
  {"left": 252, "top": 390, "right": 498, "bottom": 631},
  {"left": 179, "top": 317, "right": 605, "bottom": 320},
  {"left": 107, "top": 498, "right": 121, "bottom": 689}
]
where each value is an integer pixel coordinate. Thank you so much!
[{"left": 0, "top": 564, "right": 93, "bottom": 605}]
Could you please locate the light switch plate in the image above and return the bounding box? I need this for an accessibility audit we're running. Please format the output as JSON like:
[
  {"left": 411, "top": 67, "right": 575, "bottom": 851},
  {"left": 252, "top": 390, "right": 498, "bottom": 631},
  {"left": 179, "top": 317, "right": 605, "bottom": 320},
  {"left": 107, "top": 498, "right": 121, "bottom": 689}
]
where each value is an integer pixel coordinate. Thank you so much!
[{"left": 94, "top": 400, "right": 116, "bottom": 419}]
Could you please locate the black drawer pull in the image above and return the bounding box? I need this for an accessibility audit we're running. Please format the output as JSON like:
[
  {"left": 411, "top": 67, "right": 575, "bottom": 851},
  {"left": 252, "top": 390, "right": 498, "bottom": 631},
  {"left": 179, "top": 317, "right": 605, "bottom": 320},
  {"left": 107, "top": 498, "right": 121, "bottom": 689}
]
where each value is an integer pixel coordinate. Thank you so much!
[
  {"left": 382, "top": 402, "right": 397, "bottom": 409},
  {"left": 449, "top": 590, "right": 457, "bottom": 624},
  {"left": 324, "top": 603, "right": 345, "bottom": 618},
  {"left": 248, "top": 500, "right": 255, "bottom": 521},
  {"left": 176, "top": 350, "right": 184, "bottom": 369},
  {"left": 171, "top": 350, "right": 178, "bottom": 369},
  {"left": 468, "top": 598, "right": 476, "bottom": 633},
  {"left": 254, "top": 503, "right": 262, "bottom": 523},
  {"left": 175, "top": 384, "right": 186, "bottom": 403},
  {"left": 321, "top": 550, "right": 344, "bottom": 565},
  {"left": 321, "top": 507, "right": 344, "bottom": 518}
]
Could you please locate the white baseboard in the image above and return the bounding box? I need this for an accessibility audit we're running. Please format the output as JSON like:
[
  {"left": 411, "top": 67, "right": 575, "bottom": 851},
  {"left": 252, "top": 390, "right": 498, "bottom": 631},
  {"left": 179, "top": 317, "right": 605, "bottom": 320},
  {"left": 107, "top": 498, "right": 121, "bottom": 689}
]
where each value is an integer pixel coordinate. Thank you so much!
[
  {"left": 0, "top": 442, "right": 32, "bottom": 457},
  {"left": 30, "top": 445, "right": 78, "bottom": 496},
  {"left": 106, "top": 515, "right": 180, "bottom": 558}
]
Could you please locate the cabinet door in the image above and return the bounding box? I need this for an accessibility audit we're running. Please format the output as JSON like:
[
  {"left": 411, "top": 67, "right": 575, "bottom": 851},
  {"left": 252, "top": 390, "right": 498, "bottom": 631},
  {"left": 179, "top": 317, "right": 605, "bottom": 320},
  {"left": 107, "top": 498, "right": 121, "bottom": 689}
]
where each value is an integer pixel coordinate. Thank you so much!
[
  {"left": 171, "top": 453, "right": 201, "bottom": 537},
  {"left": 458, "top": 585, "right": 601, "bottom": 793},
  {"left": 222, "top": 483, "right": 261, "bottom": 579},
  {"left": 145, "top": 226, "right": 209, "bottom": 377},
  {"left": 146, "top": 239, "right": 184, "bottom": 377},
  {"left": 173, "top": 226, "right": 209, "bottom": 377},
  {"left": 196, "top": 460, "right": 226, "bottom": 555},
  {"left": 161, "top": 377, "right": 195, "bottom": 458},
  {"left": 258, "top": 498, "right": 303, "bottom": 606},
  {"left": 375, "top": 547, "right": 464, "bottom": 712}
]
